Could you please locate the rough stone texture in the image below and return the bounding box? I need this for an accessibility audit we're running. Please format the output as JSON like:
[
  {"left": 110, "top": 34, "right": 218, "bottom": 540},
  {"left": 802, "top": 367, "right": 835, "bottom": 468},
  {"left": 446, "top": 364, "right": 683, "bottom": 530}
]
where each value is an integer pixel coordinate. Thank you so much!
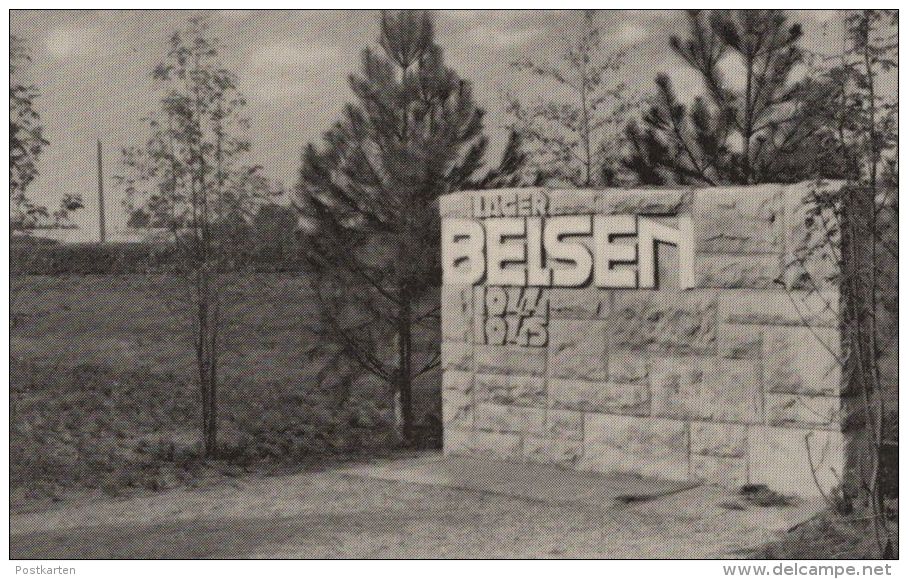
[
  {"left": 547, "top": 189, "right": 598, "bottom": 215},
  {"left": 695, "top": 253, "right": 783, "bottom": 289},
  {"left": 442, "top": 388, "right": 474, "bottom": 428},
  {"left": 443, "top": 428, "right": 473, "bottom": 455},
  {"left": 475, "top": 344, "right": 546, "bottom": 377},
  {"left": 610, "top": 291, "right": 718, "bottom": 355},
  {"left": 690, "top": 422, "right": 747, "bottom": 458},
  {"left": 523, "top": 436, "right": 583, "bottom": 466},
  {"left": 474, "top": 373, "right": 546, "bottom": 408},
  {"left": 583, "top": 414, "right": 689, "bottom": 480},
  {"left": 470, "top": 430, "right": 524, "bottom": 460},
  {"left": 718, "top": 324, "right": 763, "bottom": 359},
  {"left": 766, "top": 393, "right": 841, "bottom": 429},
  {"left": 549, "top": 378, "right": 649, "bottom": 415},
  {"left": 720, "top": 290, "right": 839, "bottom": 328},
  {"left": 748, "top": 426, "right": 844, "bottom": 497},
  {"left": 439, "top": 193, "right": 471, "bottom": 218},
  {"left": 692, "top": 454, "right": 748, "bottom": 488},
  {"left": 549, "top": 288, "right": 611, "bottom": 319},
  {"left": 607, "top": 349, "right": 648, "bottom": 383},
  {"left": 784, "top": 181, "right": 842, "bottom": 291},
  {"left": 650, "top": 356, "right": 762, "bottom": 424},
  {"left": 441, "top": 285, "right": 473, "bottom": 342},
  {"left": 693, "top": 184, "right": 785, "bottom": 253},
  {"left": 763, "top": 326, "right": 841, "bottom": 395},
  {"left": 599, "top": 188, "right": 693, "bottom": 215},
  {"left": 441, "top": 341, "right": 473, "bottom": 372},
  {"left": 441, "top": 185, "right": 847, "bottom": 498},
  {"left": 545, "top": 409, "right": 584, "bottom": 441},
  {"left": 548, "top": 319, "right": 607, "bottom": 380},
  {"left": 475, "top": 403, "right": 546, "bottom": 435}
]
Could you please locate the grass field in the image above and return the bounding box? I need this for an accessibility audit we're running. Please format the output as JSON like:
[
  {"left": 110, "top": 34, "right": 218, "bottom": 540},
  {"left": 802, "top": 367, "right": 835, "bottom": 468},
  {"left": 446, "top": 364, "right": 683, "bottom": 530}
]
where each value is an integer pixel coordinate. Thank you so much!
[{"left": 10, "top": 273, "right": 441, "bottom": 508}]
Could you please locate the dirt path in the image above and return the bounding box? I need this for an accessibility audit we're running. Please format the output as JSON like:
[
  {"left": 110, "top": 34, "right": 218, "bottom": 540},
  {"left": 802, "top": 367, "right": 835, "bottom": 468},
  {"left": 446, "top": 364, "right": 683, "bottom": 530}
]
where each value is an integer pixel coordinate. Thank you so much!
[{"left": 10, "top": 460, "right": 819, "bottom": 559}]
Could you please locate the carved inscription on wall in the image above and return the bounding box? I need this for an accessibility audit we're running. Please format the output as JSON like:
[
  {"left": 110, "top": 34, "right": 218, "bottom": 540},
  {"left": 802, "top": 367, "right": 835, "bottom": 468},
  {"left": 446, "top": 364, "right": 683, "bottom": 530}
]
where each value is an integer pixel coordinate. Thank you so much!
[{"left": 478, "top": 286, "right": 549, "bottom": 347}]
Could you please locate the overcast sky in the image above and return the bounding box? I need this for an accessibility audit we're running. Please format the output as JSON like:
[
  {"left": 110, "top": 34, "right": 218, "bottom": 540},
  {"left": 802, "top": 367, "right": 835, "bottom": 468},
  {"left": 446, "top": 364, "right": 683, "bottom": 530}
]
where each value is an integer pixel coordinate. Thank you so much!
[{"left": 11, "top": 9, "right": 844, "bottom": 238}]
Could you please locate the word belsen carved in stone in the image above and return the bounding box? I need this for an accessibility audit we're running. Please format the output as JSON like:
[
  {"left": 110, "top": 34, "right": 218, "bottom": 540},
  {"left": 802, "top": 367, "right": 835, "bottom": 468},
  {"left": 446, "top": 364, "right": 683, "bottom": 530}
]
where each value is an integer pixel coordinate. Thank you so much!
[{"left": 442, "top": 191, "right": 694, "bottom": 289}]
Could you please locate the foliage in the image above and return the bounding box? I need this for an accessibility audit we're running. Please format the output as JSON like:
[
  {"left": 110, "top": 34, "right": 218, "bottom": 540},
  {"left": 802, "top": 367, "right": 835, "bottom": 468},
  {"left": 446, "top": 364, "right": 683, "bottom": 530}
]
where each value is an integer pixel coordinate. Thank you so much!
[
  {"left": 506, "top": 10, "right": 633, "bottom": 186},
  {"left": 296, "top": 10, "right": 524, "bottom": 440},
  {"left": 9, "top": 35, "right": 83, "bottom": 232},
  {"left": 785, "top": 9, "right": 897, "bottom": 558},
  {"left": 624, "top": 10, "right": 839, "bottom": 185},
  {"left": 119, "top": 15, "right": 274, "bottom": 457}
]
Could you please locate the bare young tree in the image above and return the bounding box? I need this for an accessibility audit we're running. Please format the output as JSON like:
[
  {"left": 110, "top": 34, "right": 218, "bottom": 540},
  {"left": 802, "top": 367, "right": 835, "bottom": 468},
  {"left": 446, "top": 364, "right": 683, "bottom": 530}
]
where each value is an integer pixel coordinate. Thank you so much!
[
  {"left": 505, "top": 10, "right": 632, "bottom": 186},
  {"left": 789, "top": 9, "right": 897, "bottom": 558},
  {"left": 119, "top": 16, "right": 272, "bottom": 458}
]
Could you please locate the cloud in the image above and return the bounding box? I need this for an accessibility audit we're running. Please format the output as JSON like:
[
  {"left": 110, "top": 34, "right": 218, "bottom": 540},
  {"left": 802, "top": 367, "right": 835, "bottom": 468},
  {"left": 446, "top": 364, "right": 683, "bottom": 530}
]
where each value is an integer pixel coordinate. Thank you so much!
[
  {"left": 44, "top": 26, "right": 99, "bottom": 58},
  {"left": 463, "top": 24, "right": 541, "bottom": 50},
  {"left": 242, "top": 42, "right": 350, "bottom": 103},
  {"left": 616, "top": 22, "right": 648, "bottom": 46}
]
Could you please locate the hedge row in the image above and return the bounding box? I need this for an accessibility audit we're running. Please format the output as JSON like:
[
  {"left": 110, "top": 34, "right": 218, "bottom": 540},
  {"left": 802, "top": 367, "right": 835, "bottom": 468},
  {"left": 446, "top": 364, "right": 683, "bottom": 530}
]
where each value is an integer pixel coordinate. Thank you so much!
[{"left": 10, "top": 241, "right": 309, "bottom": 275}]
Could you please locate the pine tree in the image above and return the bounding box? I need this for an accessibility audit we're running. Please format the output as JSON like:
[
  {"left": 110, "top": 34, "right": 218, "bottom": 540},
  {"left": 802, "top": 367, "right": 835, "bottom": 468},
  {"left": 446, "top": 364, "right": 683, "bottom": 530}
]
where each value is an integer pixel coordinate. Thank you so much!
[
  {"left": 625, "top": 10, "right": 834, "bottom": 185},
  {"left": 297, "top": 10, "right": 523, "bottom": 441}
]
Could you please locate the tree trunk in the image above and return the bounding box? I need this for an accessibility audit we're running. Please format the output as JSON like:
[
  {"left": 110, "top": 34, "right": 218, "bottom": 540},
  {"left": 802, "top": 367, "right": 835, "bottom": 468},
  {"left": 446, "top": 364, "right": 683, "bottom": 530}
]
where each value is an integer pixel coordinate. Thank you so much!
[{"left": 396, "top": 299, "right": 414, "bottom": 443}]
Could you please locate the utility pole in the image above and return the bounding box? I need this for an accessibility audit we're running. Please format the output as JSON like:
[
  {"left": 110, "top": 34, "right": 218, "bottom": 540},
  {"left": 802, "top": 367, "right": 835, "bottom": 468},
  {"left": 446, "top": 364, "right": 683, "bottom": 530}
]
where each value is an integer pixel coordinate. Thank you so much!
[{"left": 97, "top": 139, "right": 106, "bottom": 243}]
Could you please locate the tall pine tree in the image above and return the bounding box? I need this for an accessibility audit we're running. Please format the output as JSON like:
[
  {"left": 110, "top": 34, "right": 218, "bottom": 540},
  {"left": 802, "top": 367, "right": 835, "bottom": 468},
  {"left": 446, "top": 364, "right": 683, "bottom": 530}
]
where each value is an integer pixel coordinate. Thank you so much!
[
  {"left": 297, "top": 11, "right": 523, "bottom": 441},
  {"left": 624, "top": 10, "right": 836, "bottom": 185}
]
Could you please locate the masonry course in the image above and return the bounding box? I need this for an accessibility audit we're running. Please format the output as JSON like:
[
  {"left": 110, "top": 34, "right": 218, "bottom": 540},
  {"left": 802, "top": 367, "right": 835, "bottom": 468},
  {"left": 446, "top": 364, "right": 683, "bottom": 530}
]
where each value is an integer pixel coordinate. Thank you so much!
[{"left": 439, "top": 183, "right": 849, "bottom": 497}]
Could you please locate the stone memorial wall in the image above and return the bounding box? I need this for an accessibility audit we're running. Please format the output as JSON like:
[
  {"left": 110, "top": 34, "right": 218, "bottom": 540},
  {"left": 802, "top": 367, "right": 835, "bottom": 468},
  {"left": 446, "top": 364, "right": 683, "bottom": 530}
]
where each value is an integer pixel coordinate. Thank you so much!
[{"left": 439, "top": 183, "right": 850, "bottom": 497}]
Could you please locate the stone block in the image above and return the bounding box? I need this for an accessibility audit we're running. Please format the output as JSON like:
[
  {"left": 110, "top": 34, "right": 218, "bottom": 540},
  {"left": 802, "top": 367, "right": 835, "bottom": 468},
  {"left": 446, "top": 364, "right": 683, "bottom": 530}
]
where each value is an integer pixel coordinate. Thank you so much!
[
  {"left": 442, "top": 341, "right": 473, "bottom": 372},
  {"left": 547, "top": 189, "right": 598, "bottom": 215},
  {"left": 548, "top": 319, "right": 607, "bottom": 380},
  {"left": 610, "top": 291, "right": 718, "bottom": 355},
  {"left": 719, "top": 290, "right": 839, "bottom": 328},
  {"left": 442, "top": 387, "right": 474, "bottom": 427},
  {"left": 545, "top": 409, "right": 584, "bottom": 440},
  {"left": 608, "top": 349, "right": 648, "bottom": 383},
  {"left": 763, "top": 326, "right": 842, "bottom": 395},
  {"left": 583, "top": 414, "right": 689, "bottom": 480},
  {"left": 442, "top": 370, "right": 473, "bottom": 393},
  {"left": 474, "top": 373, "right": 546, "bottom": 407},
  {"left": 767, "top": 393, "right": 842, "bottom": 429},
  {"left": 471, "top": 430, "right": 523, "bottom": 460},
  {"left": 690, "top": 422, "right": 747, "bottom": 457},
  {"left": 549, "top": 378, "right": 649, "bottom": 415},
  {"left": 549, "top": 288, "right": 611, "bottom": 319},
  {"left": 650, "top": 356, "right": 762, "bottom": 423},
  {"left": 598, "top": 188, "right": 693, "bottom": 215},
  {"left": 747, "top": 425, "right": 844, "bottom": 497},
  {"left": 475, "top": 403, "right": 546, "bottom": 435},
  {"left": 475, "top": 344, "right": 546, "bottom": 377},
  {"left": 692, "top": 454, "right": 747, "bottom": 488},
  {"left": 783, "top": 181, "right": 842, "bottom": 291},
  {"left": 693, "top": 185, "right": 785, "bottom": 253},
  {"left": 523, "top": 436, "right": 583, "bottom": 466},
  {"left": 695, "top": 253, "right": 783, "bottom": 289},
  {"left": 439, "top": 194, "right": 471, "bottom": 218},
  {"left": 443, "top": 428, "right": 473, "bottom": 456},
  {"left": 441, "top": 285, "right": 473, "bottom": 342},
  {"left": 718, "top": 324, "right": 763, "bottom": 359}
]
